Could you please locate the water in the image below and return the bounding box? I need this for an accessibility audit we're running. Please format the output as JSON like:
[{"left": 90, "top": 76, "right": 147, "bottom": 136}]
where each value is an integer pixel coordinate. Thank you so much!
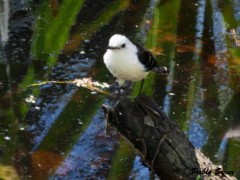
[{"left": 0, "top": 0, "right": 239, "bottom": 179}]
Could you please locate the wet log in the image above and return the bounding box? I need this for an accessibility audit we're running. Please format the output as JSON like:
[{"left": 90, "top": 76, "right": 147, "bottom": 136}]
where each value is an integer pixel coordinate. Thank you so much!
[{"left": 102, "top": 95, "right": 237, "bottom": 180}]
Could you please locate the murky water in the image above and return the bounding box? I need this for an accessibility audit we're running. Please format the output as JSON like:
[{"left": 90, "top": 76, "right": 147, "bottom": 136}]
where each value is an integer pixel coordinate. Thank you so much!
[{"left": 0, "top": 0, "right": 239, "bottom": 179}]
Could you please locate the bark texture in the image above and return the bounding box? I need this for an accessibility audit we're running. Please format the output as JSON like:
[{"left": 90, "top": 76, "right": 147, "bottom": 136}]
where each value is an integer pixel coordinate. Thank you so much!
[{"left": 102, "top": 95, "right": 237, "bottom": 180}]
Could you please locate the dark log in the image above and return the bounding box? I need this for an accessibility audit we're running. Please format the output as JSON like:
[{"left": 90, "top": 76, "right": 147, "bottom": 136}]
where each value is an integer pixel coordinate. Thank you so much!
[{"left": 102, "top": 95, "right": 237, "bottom": 180}]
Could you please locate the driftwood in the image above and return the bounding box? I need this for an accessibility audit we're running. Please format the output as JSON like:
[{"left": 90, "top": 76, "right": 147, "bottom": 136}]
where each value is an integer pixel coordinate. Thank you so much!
[{"left": 102, "top": 95, "right": 237, "bottom": 180}]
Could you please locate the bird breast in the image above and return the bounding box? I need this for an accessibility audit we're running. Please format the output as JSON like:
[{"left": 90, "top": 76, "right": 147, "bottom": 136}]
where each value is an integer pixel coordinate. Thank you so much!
[{"left": 103, "top": 50, "right": 148, "bottom": 82}]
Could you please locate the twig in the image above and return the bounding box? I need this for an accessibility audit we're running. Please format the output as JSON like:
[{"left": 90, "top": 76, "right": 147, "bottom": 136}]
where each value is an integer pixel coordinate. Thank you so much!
[{"left": 27, "top": 78, "right": 112, "bottom": 97}]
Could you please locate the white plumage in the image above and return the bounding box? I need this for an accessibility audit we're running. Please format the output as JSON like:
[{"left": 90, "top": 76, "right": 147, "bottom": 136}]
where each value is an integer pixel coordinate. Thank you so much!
[{"left": 103, "top": 34, "right": 148, "bottom": 86}]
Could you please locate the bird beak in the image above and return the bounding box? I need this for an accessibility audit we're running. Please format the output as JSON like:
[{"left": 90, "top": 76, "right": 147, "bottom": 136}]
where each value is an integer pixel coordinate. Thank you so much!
[{"left": 107, "top": 46, "right": 119, "bottom": 50}]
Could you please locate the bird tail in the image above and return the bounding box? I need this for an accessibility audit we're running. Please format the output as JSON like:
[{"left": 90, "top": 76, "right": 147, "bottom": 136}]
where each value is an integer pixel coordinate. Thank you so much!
[{"left": 151, "top": 66, "right": 168, "bottom": 75}]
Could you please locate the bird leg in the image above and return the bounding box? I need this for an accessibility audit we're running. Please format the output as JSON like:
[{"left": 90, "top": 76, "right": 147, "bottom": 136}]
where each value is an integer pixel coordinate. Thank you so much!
[{"left": 152, "top": 66, "right": 168, "bottom": 75}]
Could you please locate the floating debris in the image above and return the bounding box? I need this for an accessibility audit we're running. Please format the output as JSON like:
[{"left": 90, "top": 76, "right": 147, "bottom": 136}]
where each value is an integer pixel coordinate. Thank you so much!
[
  {"left": 28, "top": 78, "right": 111, "bottom": 96},
  {"left": 4, "top": 136, "right": 11, "bottom": 141},
  {"left": 25, "top": 95, "right": 36, "bottom": 104}
]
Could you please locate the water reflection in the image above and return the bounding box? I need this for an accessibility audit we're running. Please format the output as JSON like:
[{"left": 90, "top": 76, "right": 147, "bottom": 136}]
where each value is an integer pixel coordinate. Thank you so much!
[
  {"left": 193, "top": 0, "right": 206, "bottom": 57},
  {"left": 232, "top": 0, "right": 240, "bottom": 22},
  {"left": 0, "top": 0, "right": 239, "bottom": 179},
  {"left": 52, "top": 106, "right": 118, "bottom": 179},
  {"left": 0, "top": 0, "right": 10, "bottom": 89},
  {"left": 217, "top": 126, "right": 240, "bottom": 162},
  {"left": 211, "top": 0, "right": 227, "bottom": 53},
  {"left": 0, "top": 0, "right": 9, "bottom": 46}
]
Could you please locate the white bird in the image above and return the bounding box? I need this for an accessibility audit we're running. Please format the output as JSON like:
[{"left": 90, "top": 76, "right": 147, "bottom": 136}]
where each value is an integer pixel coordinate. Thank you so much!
[{"left": 103, "top": 34, "right": 165, "bottom": 94}]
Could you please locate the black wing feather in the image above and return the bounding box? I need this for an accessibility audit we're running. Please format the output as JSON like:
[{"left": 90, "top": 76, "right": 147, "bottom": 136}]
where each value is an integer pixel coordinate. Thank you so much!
[{"left": 136, "top": 44, "right": 158, "bottom": 71}]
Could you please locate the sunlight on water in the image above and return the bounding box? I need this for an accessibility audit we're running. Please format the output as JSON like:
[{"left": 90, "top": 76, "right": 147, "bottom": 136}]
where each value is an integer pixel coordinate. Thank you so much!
[{"left": 0, "top": 0, "right": 239, "bottom": 179}]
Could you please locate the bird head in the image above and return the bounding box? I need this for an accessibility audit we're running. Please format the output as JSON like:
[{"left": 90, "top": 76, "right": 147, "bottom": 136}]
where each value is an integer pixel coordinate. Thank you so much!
[{"left": 107, "top": 34, "right": 137, "bottom": 53}]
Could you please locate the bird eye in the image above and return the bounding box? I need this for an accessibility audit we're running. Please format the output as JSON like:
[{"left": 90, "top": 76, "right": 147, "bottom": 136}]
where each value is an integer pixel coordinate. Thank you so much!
[{"left": 121, "top": 43, "right": 125, "bottom": 48}]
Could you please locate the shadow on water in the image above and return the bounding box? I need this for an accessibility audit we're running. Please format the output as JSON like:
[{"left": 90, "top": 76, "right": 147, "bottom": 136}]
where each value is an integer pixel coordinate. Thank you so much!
[{"left": 0, "top": 0, "right": 239, "bottom": 179}]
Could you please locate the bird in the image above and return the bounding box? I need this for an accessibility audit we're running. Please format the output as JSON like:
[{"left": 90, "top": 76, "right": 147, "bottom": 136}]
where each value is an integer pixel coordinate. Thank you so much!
[{"left": 103, "top": 34, "right": 166, "bottom": 95}]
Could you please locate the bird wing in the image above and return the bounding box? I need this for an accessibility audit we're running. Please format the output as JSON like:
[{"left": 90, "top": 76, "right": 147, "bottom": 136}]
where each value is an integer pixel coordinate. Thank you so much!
[{"left": 136, "top": 44, "right": 158, "bottom": 71}]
